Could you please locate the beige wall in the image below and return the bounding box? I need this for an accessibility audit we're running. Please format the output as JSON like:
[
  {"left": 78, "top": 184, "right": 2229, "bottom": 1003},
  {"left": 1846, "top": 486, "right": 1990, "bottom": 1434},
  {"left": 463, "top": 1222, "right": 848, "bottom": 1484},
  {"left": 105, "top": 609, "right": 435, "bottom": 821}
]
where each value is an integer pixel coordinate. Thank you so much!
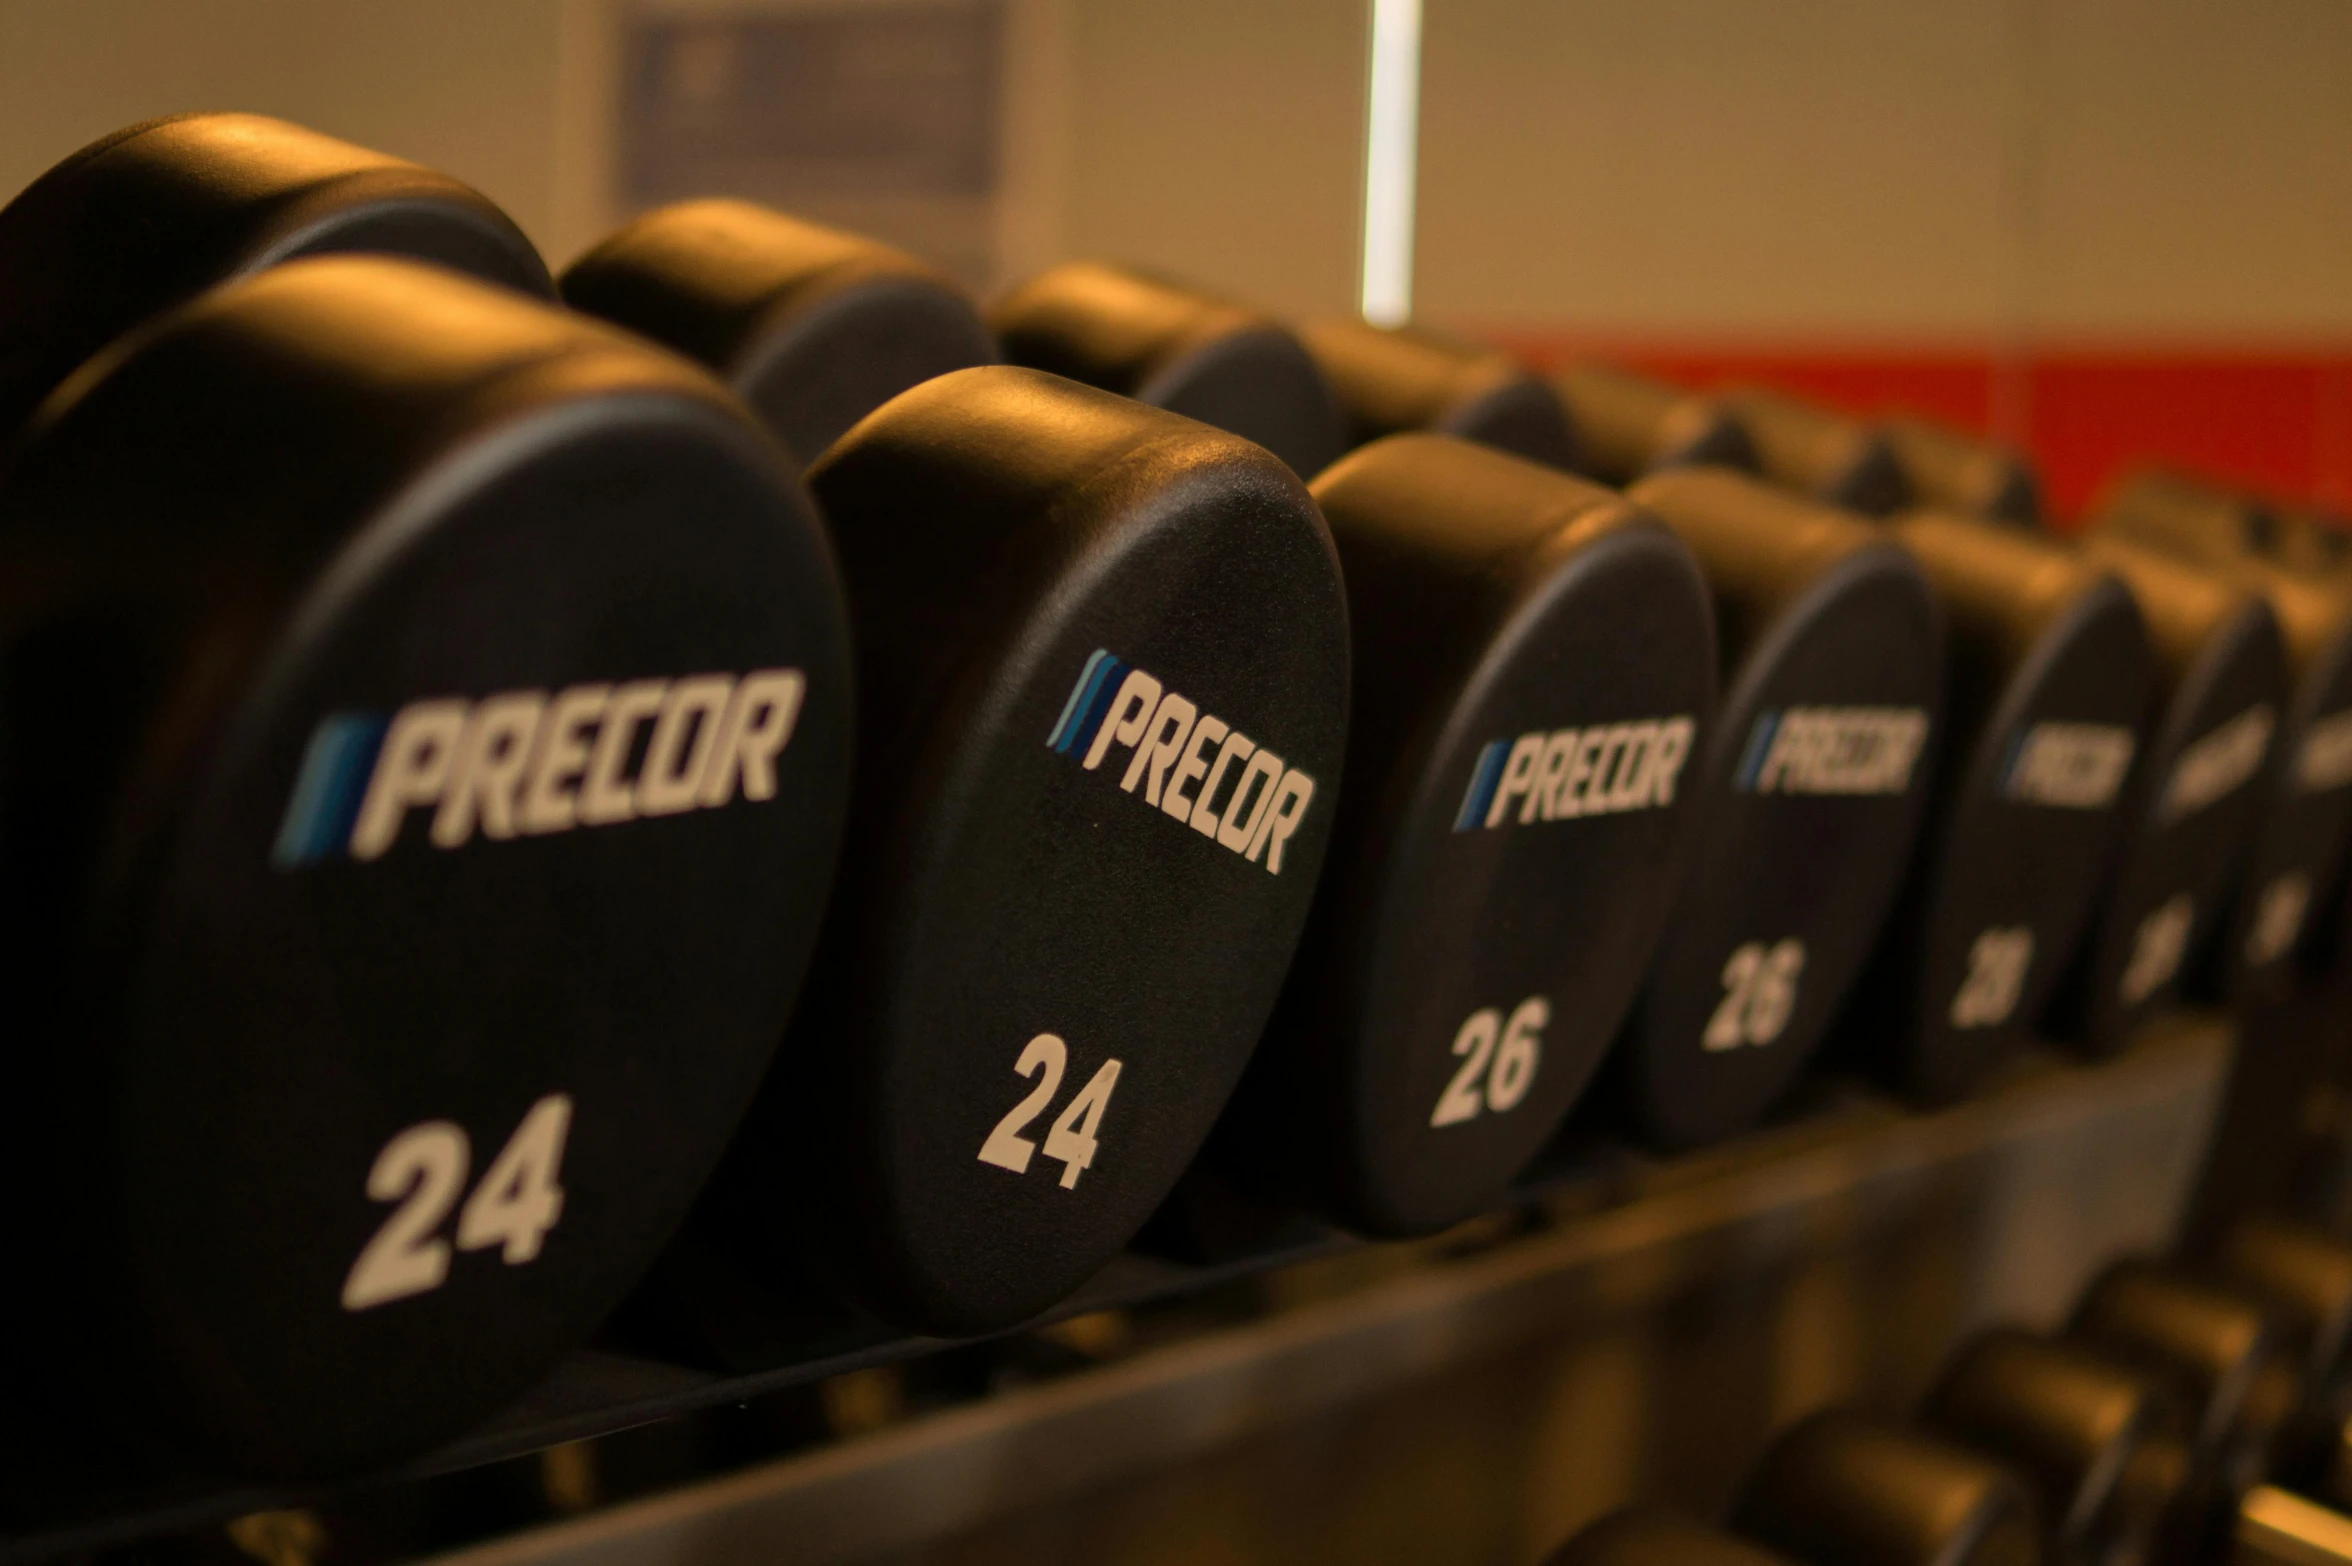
[{"left": 0, "top": 0, "right": 2344, "bottom": 334}]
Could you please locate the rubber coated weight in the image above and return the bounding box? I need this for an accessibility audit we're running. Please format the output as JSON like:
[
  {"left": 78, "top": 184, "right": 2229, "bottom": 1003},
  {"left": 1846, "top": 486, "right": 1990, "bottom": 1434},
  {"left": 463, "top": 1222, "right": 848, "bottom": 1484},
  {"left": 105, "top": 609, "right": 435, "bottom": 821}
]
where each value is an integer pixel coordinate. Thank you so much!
[
  {"left": 1730, "top": 1408, "right": 2044, "bottom": 1566},
  {"left": 559, "top": 198, "right": 997, "bottom": 474},
  {"left": 1546, "top": 1510, "right": 1799, "bottom": 1566},
  {"left": 1551, "top": 363, "right": 1760, "bottom": 486},
  {"left": 1722, "top": 389, "right": 1915, "bottom": 517},
  {"left": 1842, "top": 514, "right": 2152, "bottom": 1101},
  {"left": 1299, "top": 318, "right": 1580, "bottom": 470},
  {"left": 2071, "top": 1259, "right": 2303, "bottom": 1512},
  {"left": 2096, "top": 472, "right": 2352, "bottom": 581},
  {"left": 0, "top": 111, "right": 552, "bottom": 436},
  {"left": 699, "top": 366, "right": 1348, "bottom": 1335},
  {"left": 1881, "top": 419, "right": 2044, "bottom": 527},
  {"left": 2215, "top": 1219, "right": 2352, "bottom": 1476},
  {"left": 1614, "top": 469, "right": 1941, "bottom": 1149},
  {"left": 2087, "top": 519, "right": 2352, "bottom": 996},
  {"left": 0, "top": 257, "right": 852, "bottom": 1475},
  {"left": 1206, "top": 434, "right": 1714, "bottom": 1235},
  {"left": 1923, "top": 1329, "right": 2191, "bottom": 1566},
  {"left": 990, "top": 262, "right": 1346, "bottom": 480},
  {"left": 2042, "top": 539, "right": 2285, "bottom": 1046}
]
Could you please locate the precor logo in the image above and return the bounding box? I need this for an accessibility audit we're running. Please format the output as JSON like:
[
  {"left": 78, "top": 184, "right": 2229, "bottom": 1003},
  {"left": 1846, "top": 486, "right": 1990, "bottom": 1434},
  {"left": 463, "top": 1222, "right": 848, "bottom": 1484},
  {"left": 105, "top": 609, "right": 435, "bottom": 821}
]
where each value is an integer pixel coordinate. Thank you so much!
[{"left": 1046, "top": 649, "right": 1317, "bottom": 875}]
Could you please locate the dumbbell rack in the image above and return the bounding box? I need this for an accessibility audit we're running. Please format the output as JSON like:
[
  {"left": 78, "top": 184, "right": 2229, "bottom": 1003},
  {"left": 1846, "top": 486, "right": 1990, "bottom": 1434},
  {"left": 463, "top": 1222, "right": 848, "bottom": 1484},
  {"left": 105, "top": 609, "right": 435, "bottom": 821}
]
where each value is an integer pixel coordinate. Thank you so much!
[{"left": 0, "top": 1014, "right": 2243, "bottom": 1565}]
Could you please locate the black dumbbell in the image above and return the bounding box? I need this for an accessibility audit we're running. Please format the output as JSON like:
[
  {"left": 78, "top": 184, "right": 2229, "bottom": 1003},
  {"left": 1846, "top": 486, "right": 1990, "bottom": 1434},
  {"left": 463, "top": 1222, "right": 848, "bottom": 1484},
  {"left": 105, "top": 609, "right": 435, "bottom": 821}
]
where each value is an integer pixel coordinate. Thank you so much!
[
  {"left": 2213, "top": 1218, "right": 2352, "bottom": 1485},
  {"left": 1298, "top": 317, "right": 1580, "bottom": 471},
  {"left": 2071, "top": 1259, "right": 2304, "bottom": 1523},
  {"left": 2097, "top": 472, "right": 2352, "bottom": 582},
  {"left": 1878, "top": 418, "right": 2043, "bottom": 528},
  {"left": 558, "top": 198, "right": 997, "bottom": 474},
  {"left": 564, "top": 214, "right": 1352, "bottom": 1334},
  {"left": 1838, "top": 513, "right": 2151, "bottom": 1101},
  {"left": 2088, "top": 514, "right": 2352, "bottom": 1000},
  {"left": 1718, "top": 389, "right": 1914, "bottom": 518},
  {"left": 1922, "top": 1328, "right": 2191, "bottom": 1566},
  {"left": 989, "top": 261, "right": 1346, "bottom": 479},
  {"left": 0, "top": 112, "right": 552, "bottom": 438},
  {"left": 1546, "top": 1509, "right": 1800, "bottom": 1566},
  {"left": 1729, "top": 1408, "right": 2044, "bottom": 1566},
  {"left": 1610, "top": 469, "right": 1941, "bottom": 1149},
  {"left": 1551, "top": 362, "right": 1760, "bottom": 486},
  {"left": 0, "top": 253, "right": 852, "bottom": 1476},
  {"left": 1201, "top": 434, "right": 1715, "bottom": 1236},
  {"left": 2041, "top": 540, "right": 2286, "bottom": 1045},
  {"left": 699, "top": 372, "right": 1346, "bottom": 1334}
]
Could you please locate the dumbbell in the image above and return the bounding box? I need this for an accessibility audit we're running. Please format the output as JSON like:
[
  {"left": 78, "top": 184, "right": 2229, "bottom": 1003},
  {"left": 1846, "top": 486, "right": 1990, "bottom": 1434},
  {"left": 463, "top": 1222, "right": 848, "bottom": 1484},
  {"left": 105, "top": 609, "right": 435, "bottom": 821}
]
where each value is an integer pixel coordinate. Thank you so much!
[
  {"left": 1298, "top": 317, "right": 1581, "bottom": 470},
  {"left": 2070, "top": 1258, "right": 2304, "bottom": 1526},
  {"left": 2212, "top": 1218, "right": 2352, "bottom": 1486},
  {"left": 1608, "top": 469, "right": 1940, "bottom": 1149},
  {"left": 0, "top": 243, "right": 853, "bottom": 1476},
  {"left": 1551, "top": 362, "right": 1760, "bottom": 486},
  {"left": 1879, "top": 419, "right": 2043, "bottom": 528},
  {"left": 566, "top": 210, "right": 1351, "bottom": 1335},
  {"left": 1835, "top": 514, "right": 2151, "bottom": 1101},
  {"left": 0, "top": 111, "right": 552, "bottom": 437},
  {"left": 1545, "top": 1510, "right": 1798, "bottom": 1566},
  {"left": 1717, "top": 389, "right": 1914, "bottom": 518},
  {"left": 557, "top": 198, "right": 998, "bottom": 473},
  {"left": 1194, "top": 434, "right": 1714, "bottom": 1236},
  {"left": 1729, "top": 1408, "right": 2044, "bottom": 1566},
  {"left": 1921, "top": 1328, "right": 2191, "bottom": 1566},
  {"left": 2041, "top": 539, "right": 2286, "bottom": 1045},
  {"left": 988, "top": 261, "right": 1346, "bottom": 479},
  {"left": 2097, "top": 471, "right": 2352, "bottom": 582},
  {"left": 2089, "top": 508, "right": 2352, "bottom": 999}
]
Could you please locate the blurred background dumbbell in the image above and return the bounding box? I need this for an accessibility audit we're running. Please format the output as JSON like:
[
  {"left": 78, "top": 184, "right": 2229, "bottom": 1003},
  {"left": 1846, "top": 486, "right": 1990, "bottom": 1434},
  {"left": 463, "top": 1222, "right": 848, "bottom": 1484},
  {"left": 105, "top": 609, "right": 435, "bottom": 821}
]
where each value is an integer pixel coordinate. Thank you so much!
[
  {"left": 0, "top": 112, "right": 552, "bottom": 438},
  {"left": 1728, "top": 1408, "right": 2044, "bottom": 1566},
  {"left": 1718, "top": 389, "right": 1915, "bottom": 518},
  {"left": 1197, "top": 434, "right": 1715, "bottom": 1237},
  {"left": 1922, "top": 1329, "right": 2190, "bottom": 1566},
  {"left": 1608, "top": 468, "right": 1941, "bottom": 1149},
  {"left": 989, "top": 261, "right": 1346, "bottom": 479},
  {"left": 559, "top": 197, "right": 999, "bottom": 473},
  {"left": 2042, "top": 539, "right": 2286, "bottom": 1046},
  {"left": 1879, "top": 418, "right": 2045, "bottom": 528},
  {"left": 1299, "top": 317, "right": 1581, "bottom": 471},
  {"left": 2088, "top": 495, "right": 2352, "bottom": 1003},
  {"left": 1838, "top": 512, "right": 2152, "bottom": 1100},
  {"left": 1552, "top": 362, "right": 1760, "bottom": 486}
]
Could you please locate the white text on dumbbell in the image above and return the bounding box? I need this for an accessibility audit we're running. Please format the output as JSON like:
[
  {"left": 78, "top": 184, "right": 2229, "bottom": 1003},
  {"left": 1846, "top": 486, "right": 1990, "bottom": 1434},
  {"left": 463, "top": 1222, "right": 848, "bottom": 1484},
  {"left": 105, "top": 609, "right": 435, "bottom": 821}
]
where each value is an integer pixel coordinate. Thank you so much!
[
  {"left": 2158, "top": 704, "right": 2273, "bottom": 822},
  {"left": 342, "top": 1094, "right": 573, "bottom": 1311},
  {"left": 1046, "top": 649, "right": 1317, "bottom": 874},
  {"left": 1452, "top": 717, "right": 1696, "bottom": 829},
  {"left": 977, "top": 1033, "right": 1124, "bottom": 1189},
  {"left": 2119, "top": 894, "right": 2194, "bottom": 1005},
  {"left": 1704, "top": 940, "right": 1805, "bottom": 1049},
  {"left": 2000, "top": 722, "right": 2136, "bottom": 809},
  {"left": 1736, "top": 707, "right": 1928, "bottom": 796},
  {"left": 1430, "top": 997, "right": 1548, "bottom": 1126},
  {"left": 276, "top": 670, "right": 808, "bottom": 866},
  {"left": 1950, "top": 926, "right": 2034, "bottom": 1028}
]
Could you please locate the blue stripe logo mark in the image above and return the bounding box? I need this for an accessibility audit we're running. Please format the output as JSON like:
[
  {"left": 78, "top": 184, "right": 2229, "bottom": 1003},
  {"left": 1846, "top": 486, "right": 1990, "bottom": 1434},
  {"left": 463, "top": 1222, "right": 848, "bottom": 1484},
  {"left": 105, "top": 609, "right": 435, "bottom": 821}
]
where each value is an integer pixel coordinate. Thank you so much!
[
  {"left": 1452, "top": 739, "right": 1510, "bottom": 831},
  {"left": 272, "top": 712, "right": 390, "bottom": 868},
  {"left": 1734, "top": 712, "right": 1781, "bottom": 792},
  {"left": 1048, "top": 649, "right": 1125, "bottom": 755}
]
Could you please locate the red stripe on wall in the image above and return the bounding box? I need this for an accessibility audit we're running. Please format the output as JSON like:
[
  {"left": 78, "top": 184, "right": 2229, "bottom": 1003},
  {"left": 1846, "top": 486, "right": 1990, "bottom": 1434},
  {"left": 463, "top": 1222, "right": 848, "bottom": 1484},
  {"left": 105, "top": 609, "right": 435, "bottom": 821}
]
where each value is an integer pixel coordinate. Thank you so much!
[{"left": 1488, "top": 333, "right": 2352, "bottom": 524}]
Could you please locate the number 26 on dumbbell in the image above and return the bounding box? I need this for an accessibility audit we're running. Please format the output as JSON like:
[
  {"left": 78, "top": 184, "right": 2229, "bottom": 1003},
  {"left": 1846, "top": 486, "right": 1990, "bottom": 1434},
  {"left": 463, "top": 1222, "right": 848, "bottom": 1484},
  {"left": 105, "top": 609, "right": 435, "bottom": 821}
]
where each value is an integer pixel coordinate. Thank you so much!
[
  {"left": 1431, "top": 997, "right": 1550, "bottom": 1128},
  {"left": 1704, "top": 940, "right": 1806, "bottom": 1051}
]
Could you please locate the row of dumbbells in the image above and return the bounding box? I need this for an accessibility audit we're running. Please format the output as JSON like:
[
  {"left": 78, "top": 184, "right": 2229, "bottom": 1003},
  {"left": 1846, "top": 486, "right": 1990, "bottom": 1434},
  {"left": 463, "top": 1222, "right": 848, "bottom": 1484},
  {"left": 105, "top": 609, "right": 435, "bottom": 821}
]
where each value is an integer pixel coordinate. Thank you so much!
[
  {"left": 0, "top": 110, "right": 2341, "bottom": 1485},
  {"left": 1544, "top": 1210, "right": 2352, "bottom": 1566}
]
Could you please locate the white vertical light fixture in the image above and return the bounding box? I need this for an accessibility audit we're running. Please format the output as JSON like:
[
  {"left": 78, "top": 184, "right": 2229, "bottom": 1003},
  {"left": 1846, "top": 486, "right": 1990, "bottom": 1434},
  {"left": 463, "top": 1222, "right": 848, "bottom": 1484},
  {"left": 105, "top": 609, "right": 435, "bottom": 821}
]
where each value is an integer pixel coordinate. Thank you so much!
[{"left": 1358, "top": 0, "right": 1423, "bottom": 327}]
